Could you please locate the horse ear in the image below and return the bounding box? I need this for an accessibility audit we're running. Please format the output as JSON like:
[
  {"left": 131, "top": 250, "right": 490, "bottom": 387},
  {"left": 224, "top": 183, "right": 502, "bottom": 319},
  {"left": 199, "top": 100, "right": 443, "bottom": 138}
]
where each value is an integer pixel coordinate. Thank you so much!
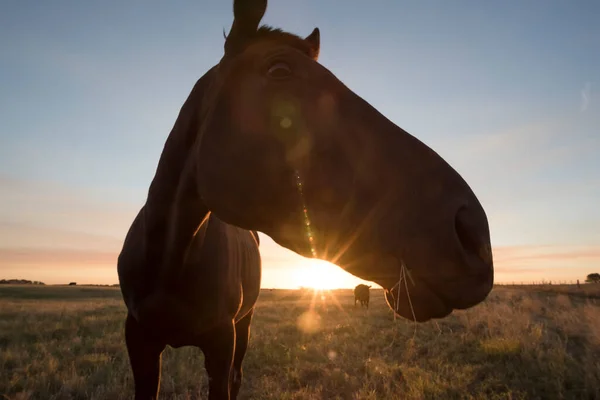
[
  {"left": 233, "top": 0, "right": 267, "bottom": 28},
  {"left": 225, "top": 0, "right": 267, "bottom": 53},
  {"left": 305, "top": 27, "right": 320, "bottom": 60}
]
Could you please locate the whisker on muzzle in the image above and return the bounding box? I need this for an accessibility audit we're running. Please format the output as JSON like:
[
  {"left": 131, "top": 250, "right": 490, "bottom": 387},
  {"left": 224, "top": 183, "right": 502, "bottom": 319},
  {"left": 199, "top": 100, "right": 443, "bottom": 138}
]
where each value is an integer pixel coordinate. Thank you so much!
[
  {"left": 391, "top": 261, "right": 416, "bottom": 321},
  {"left": 401, "top": 262, "right": 417, "bottom": 326},
  {"left": 386, "top": 261, "right": 418, "bottom": 349}
]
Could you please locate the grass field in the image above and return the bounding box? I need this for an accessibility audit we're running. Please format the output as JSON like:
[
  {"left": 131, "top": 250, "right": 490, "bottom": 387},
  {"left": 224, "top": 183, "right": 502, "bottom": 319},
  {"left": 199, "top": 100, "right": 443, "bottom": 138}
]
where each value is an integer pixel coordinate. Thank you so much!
[{"left": 1, "top": 284, "right": 600, "bottom": 400}]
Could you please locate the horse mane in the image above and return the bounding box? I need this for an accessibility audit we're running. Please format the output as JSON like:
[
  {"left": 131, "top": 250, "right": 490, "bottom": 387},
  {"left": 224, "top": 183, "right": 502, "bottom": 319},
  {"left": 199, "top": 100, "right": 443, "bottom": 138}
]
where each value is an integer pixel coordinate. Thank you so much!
[
  {"left": 256, "top": 25, "right": 299, "bottom": 38},
  {"left": 225, "top": 24, "right": 317, "bottom": 59}
]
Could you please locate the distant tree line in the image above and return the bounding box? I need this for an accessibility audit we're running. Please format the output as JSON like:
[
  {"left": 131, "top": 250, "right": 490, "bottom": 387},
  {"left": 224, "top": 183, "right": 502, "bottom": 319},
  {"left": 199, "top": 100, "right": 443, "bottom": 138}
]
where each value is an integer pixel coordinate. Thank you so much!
[
  {"left": 586, "top": 273, "right": 600, "bottom": 283},
  {"left": 68, "top": 283, "right": 120, "bottom": 287},
  {"left": 0, "top": 279, "right": 45, "bottom": 285},
  {"left": 0, "top": 279, "right": 121, "bottom": 287}
]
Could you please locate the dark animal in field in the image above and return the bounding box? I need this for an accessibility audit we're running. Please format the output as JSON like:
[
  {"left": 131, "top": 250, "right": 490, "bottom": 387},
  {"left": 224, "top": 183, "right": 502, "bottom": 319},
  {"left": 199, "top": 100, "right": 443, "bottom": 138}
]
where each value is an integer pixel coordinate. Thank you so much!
[
  {"left": 117, "top": 0, "right": 494, "bottom": 398},
  {"left": 354, "top": 284, "right": 371, "bottom": 308}
]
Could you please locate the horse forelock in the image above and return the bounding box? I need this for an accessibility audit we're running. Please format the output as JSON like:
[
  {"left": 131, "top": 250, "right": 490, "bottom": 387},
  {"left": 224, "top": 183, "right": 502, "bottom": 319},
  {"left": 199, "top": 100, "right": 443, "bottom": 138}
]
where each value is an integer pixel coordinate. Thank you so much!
[{"left": 224, "top": 24, "right": 318, "bottom": 60}]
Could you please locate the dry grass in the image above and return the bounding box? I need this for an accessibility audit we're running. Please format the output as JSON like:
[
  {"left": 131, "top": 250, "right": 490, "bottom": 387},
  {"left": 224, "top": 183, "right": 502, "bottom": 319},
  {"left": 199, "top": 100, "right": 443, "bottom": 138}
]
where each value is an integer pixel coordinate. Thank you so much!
[
  {"left": 1, "top": 284, "right": 600, "bottom": 399},
  {"left": 498, "top": 283, "right": 600, "bottom": 299}
]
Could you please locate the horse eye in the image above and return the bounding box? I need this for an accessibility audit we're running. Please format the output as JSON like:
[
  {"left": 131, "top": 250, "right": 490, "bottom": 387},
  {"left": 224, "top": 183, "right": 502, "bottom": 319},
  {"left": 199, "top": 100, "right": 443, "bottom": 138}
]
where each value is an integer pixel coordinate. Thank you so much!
[{"left": 267, "top": 62, "right": 292, "bottom": 79}]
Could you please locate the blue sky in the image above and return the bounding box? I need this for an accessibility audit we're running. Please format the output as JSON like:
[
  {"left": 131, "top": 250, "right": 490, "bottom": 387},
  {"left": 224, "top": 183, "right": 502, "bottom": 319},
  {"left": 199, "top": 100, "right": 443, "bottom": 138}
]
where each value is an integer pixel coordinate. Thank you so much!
[{"left": 1, "top": 0, "right": 599, "bottom": 286}]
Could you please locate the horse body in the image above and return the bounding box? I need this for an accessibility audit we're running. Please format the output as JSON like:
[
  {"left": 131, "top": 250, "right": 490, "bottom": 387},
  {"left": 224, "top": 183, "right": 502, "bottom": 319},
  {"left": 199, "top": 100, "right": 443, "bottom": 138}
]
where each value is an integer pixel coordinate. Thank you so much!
[
  {"left": 118, "top": 63, "right": 262, "bottom": 397},
  {"left": 118, "top": 210, "right": 260, "bottom": 399}
]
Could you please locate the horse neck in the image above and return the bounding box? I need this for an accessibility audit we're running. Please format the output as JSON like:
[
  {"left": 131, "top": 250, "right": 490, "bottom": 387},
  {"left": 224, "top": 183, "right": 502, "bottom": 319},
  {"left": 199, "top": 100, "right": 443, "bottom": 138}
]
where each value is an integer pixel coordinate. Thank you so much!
[{"left": 143, "top": 66, "right": 217, "bottom": 228}]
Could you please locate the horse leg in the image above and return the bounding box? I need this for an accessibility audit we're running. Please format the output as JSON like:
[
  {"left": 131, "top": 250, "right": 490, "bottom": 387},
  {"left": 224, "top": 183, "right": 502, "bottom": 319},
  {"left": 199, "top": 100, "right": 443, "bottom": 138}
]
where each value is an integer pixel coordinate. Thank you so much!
[
  {"left": 231, "top": 310, "right": 254, "bottom": 399},
  {"left": 201, "top": 320, "right": 236, "bottom": 400},
  {"left": 125, "top": 313, "right": 166, "bottom": 400}
]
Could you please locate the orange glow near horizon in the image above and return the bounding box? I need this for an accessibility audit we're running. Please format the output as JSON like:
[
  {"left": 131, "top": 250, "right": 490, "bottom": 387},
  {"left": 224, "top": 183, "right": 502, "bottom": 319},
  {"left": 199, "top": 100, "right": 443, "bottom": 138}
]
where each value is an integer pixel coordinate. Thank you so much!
[
  {"left": 289, "top": 258, "right": 372, "bottom": 290},
  {"left": 1, "top": 241, "right": 599, "bottom": 287}
]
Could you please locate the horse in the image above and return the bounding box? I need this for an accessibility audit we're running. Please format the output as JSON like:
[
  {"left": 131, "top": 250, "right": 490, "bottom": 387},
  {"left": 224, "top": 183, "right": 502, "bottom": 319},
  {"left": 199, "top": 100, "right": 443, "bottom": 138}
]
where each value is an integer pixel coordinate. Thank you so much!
[
  {"left": 118, "top": 0, "right": 495, "bottom": 398},
  {"left": 354, "top": 284, "right": 371, "bottom": 308}
]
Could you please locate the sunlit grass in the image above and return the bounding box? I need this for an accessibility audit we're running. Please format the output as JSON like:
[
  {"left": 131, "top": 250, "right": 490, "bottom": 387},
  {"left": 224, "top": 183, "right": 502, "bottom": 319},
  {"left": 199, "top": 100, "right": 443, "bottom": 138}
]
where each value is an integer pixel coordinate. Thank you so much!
[{"left": 1, "top": 284, "right": 600, "bottom": 399}]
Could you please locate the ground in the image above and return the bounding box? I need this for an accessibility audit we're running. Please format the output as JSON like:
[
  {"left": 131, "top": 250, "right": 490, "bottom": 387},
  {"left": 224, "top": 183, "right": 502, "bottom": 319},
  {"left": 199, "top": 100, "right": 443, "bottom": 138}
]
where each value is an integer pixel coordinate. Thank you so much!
[{"left": 1, "top": 284, "right": 599, "bottom": 399}]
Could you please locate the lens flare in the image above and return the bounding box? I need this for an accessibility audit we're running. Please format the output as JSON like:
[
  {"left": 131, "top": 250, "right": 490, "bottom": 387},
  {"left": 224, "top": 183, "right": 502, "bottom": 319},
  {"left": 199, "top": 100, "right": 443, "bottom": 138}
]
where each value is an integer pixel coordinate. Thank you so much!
[{"left": 295, "top": 170, "right": 317, "bottom": 258}]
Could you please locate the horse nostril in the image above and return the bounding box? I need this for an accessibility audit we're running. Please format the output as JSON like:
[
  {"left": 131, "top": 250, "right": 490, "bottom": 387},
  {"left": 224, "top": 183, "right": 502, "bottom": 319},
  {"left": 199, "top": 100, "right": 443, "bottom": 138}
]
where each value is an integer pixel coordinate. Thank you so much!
[{"left": 454, "top": 206, "right": 492, "bottom": 270}]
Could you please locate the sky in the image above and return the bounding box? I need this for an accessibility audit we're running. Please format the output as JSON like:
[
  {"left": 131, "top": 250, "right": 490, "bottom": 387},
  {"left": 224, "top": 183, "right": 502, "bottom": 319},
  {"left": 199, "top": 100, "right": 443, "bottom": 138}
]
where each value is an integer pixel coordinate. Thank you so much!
[{"left": 1, "top": 0, "right": 599, "bottom": 288}]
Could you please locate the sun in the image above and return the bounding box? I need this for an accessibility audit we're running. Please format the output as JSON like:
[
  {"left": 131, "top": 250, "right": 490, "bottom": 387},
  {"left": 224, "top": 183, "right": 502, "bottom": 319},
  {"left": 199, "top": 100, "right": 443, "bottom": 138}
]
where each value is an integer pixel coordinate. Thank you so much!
[{"left": 292, "top": 258, "right": 368, "bottom": 290}]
